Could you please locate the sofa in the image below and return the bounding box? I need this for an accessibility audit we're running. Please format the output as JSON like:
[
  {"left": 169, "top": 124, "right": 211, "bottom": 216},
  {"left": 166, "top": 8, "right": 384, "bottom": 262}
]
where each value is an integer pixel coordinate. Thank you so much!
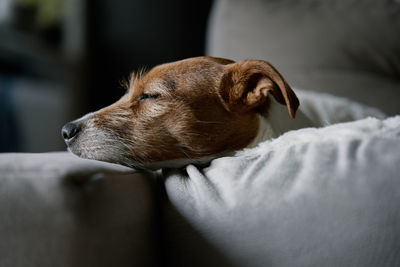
[{"left": 1, "top": 1, "right": 400, "bottom": 266}]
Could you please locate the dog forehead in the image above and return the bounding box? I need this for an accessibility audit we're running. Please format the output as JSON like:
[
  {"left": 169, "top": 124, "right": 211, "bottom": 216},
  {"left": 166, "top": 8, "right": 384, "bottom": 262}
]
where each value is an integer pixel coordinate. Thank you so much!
[
  {"left": 156, "top": 57, "right": 231, "bottom": 77},
  {"left": 144, "top": 57, "right": 229, "bottom": 91}
]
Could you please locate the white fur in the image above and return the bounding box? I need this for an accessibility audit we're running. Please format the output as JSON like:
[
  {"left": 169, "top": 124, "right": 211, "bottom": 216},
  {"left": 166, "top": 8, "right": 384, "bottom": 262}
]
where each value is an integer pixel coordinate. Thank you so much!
[{"left": 247, "top": 98, "right": 315, "bottom": 149}]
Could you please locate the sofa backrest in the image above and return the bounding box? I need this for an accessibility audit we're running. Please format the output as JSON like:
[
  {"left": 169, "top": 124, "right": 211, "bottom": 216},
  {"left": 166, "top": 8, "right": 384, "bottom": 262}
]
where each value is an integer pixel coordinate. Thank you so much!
[{"left": 207, "top": 0, "right": 400, "bottom": 115}]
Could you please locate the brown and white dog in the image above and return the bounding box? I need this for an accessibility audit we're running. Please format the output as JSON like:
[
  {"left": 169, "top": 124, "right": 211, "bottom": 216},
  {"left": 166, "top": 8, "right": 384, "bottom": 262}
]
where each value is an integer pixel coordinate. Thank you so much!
[{"left": 62, "top": 56, "right": 313, "bottom": 169}]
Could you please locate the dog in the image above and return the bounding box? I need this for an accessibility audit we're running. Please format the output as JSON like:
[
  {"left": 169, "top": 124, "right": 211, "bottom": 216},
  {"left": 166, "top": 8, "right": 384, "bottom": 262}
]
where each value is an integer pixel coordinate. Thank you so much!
[{"left": 62, "top": 56, "right": 313, "bottom": 169}]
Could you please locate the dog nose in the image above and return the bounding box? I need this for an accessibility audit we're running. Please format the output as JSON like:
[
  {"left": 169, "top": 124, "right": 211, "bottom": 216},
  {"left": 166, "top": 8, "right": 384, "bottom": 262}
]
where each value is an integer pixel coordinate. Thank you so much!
[{"left": 62, "top": 122, "right": 81, "bottom": 142}]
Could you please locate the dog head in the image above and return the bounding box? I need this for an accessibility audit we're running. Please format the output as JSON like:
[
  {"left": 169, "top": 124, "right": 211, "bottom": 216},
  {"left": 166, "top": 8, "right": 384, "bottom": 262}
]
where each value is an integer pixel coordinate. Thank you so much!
[{"left": 62, "top": 57, "right": 298, "bottom": 169}]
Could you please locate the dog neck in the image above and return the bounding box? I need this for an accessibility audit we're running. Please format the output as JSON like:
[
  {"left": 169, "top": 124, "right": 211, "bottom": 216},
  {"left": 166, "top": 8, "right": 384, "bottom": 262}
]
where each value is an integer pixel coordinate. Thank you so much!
[{"left": 247, "top": 97, "right": 313, "bottom": 148}]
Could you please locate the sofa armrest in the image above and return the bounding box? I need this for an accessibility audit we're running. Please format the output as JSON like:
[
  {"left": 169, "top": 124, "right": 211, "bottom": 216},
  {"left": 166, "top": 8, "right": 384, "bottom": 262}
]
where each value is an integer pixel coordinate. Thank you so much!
[{"left": 0, "top": 152, "right": 157, "bottom": 267}]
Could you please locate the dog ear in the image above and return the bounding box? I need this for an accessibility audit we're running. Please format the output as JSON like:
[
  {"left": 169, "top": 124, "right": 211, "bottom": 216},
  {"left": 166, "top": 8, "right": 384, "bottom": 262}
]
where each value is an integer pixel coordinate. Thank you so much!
[{"left": 218, "top": 60, "right": 299, "bottom": 118}]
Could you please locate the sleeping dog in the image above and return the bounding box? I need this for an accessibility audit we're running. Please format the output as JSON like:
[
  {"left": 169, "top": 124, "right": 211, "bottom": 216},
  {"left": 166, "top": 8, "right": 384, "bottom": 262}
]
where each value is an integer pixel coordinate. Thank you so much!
[{"left": 62, "top": 57, "right": 313, "bottom": 169}]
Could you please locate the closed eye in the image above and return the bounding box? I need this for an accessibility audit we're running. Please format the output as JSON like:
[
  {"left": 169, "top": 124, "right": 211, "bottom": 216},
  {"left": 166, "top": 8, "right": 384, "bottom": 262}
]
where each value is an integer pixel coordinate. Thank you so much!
[{"left": 139, "top": 93, "right": 161, "bottom": 101}]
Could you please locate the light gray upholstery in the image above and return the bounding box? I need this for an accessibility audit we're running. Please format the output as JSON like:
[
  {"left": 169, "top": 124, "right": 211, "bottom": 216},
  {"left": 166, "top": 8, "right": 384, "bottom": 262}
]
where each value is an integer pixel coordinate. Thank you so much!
[{"left": 0, "top": 152, "right": 157, "bottom": 267}]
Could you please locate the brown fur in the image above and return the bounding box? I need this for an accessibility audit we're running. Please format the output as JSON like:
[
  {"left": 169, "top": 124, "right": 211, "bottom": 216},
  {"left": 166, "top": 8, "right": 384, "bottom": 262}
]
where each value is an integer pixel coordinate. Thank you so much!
[{"left": 63, "top": 56, "right": 298, "bottom": 168}]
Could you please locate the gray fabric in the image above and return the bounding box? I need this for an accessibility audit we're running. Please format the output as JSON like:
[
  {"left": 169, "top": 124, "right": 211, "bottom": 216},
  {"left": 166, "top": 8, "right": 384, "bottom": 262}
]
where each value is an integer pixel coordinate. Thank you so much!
[
  {"left": 295, "top": 88, "right": 386, "bottom": 125},
  {"left": 0, "top": 152, "right": 156, "bottom": 267},
  {"left": 207, "top": 0, "right": 400, "bottom": 115},
  {"left": 163, "top": 116, "right": 400, "bottom": 267}
]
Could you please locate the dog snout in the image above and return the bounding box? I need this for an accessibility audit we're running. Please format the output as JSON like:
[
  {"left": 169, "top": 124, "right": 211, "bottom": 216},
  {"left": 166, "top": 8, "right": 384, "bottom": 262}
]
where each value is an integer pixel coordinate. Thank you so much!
[{"left": 62, "top": 122, "right": 81, "bottom": 143}]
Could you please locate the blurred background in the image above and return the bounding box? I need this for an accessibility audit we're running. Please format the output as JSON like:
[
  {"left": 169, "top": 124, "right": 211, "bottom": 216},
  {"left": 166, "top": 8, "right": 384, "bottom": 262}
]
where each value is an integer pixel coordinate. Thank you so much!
[{"left": 0, "top": 0, "right": 212, "bottom": 152}]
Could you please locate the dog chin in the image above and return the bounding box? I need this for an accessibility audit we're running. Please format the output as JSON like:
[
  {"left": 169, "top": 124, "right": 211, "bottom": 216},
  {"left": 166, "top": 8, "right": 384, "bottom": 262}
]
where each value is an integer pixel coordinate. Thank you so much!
[
  {"left": 66, "top": 144, "right": 94, "bottom": 160},
  {"left": 66, "top": 144, "right": 213, "bottom": 170},
  {"left": 66, "top": 146, "right": 87, "bottom": 160},
  {"left": 66, "top": 144, "right": 141, "bottom": 169}
]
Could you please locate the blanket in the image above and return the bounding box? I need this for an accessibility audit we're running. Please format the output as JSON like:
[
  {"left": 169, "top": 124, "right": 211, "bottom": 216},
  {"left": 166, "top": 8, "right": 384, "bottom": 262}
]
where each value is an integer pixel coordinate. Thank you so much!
[{"left": 163, "top": 115, "right": 400, "bottom": 267}]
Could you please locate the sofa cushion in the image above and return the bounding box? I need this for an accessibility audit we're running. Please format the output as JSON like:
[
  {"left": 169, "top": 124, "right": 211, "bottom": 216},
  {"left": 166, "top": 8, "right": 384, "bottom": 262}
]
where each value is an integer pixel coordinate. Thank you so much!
[
  {"left": 162, "top": 116, "right": 400, "bottom": 267},
  {"left": 207, "top": 0, "right": 400, "bottom": 115},
  {"left": 0, "top": 152, "right": 157, "bottom": 267}
]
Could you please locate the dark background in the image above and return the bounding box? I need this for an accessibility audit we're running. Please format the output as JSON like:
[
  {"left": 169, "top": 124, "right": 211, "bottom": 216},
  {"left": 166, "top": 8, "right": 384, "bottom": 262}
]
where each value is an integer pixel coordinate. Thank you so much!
[
  {"left": 0, "top": 0, "right": 213, "bottom": 152},
  {"left": 87, "top": 0, "right": 213, "bottom": 111}
]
